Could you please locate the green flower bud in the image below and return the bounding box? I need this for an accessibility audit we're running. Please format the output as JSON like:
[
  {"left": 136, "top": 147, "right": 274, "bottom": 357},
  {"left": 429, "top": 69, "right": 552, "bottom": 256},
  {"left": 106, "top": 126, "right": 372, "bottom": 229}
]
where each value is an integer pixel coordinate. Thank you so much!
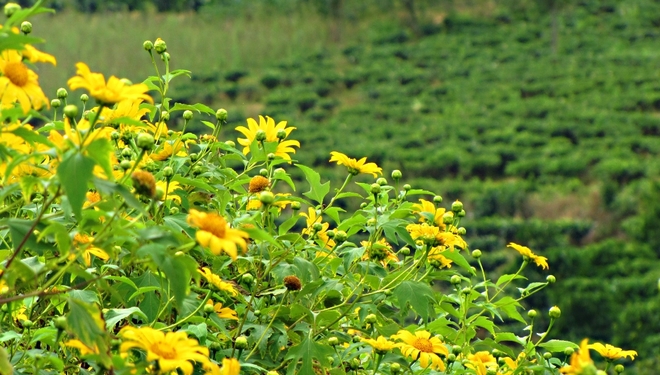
[
  {"left": 136, "top": 133, "right": 155, "bottom": 151},
  {"left": 54, "top": 316, "right": 67, "bottom": 330},
  {"left": 267, "top": 152, "right": 276, "bottom": 160},
  {"left": 547, "top": 275, "right": 556, "bottom": 283},
  {"left": 564, "top": 347, "right": 574, "bottom": 356},
  {"left": 376, "top": 177, "right": 387, "bottom": 186},
  {"left": 458, "top": 209, "right": 466, "bottom": 217},
  {"left": 326, "top": 229, "right": 335, "bottom": 238},
  {"left": 433, "top": 195, "right": 443, "bottom": 204},
  {"left": 370, "top": 183, "right": 381, "bottom": 194},
  {"left": 543, "top": 352, "right": 552, "bottom": 360},
  {"left": 225, "top": 140, "right": 236, "bottom": 148},
  {"left": 366, "top": 218, "right": 377, "bottom": 227},
  {"left": 391, "top": 169, "right": 402, "bottom": 180},
  {"left": 360, "top": 202, "right": 368, "bottom": 209},
  {"left": 614, "top": 364, "right": 624, "bottom": 373},
  {"left": 442, "top": 212, "right": 454, "bottom": 225},
  {"left": 260, "top": 191, "right": 275, "bottom": 205},
  {"left": 328, "top": 336, "right": 339, "bottom": 346},
  {"left": 365, "top": 313, "right": 377, "bottom": 324},
  {"left": 20, "top": 21, "right": 32, "bottom": 34},
  {"left": 121, "top": 147, "right": 133, "bottom": 158},
  {"left": 312, "top": 222, "right": 323, "bottom": 232},
  {"left": 549, "top": 306, "right": 562, "bottom": 319},
  {"left": 403, "top": 184, "right": 411, "bottom": 191},
  {"left": 253, "top": 309, "right": 261, "bottom": 317},
  {"left": 451, "top": 200, "right": 463, "bottom": 212},
  {"left": 21, "top": 319, "right": 33, "bottom": 329},
  {"left": 63, "top": 104, "right": 78, "bottom": 119},
  {"left": 259, "top": 168, "right": 269, "bottom": 177},
  {"left": 120, "top": 78, "right": 133, "bottom": 86},
  {"left": 192, "top": 166, "right": 203, "bottom": 175},
  {"left": 161, "top": 52, "right": 170, "bottom": 61},
  {"left": 390, "top": 363, "right": 401, "bottom": 374},
  {"left": 161, "top": 111, "right": 170, "bottom": 121},
  {"left": 51, "top": 99, "right": 61, "bottom": 108},
  {"left": 80, "top": 94, "right": 89, "bottom": 103},
  {"left": 461, "top": 287, "right": 472, "bottom": 295},
  {"left": 154, "top": 38, "right": 167, "bottom": 54},
  {"left": 203, "top": 303, "right": 215, "bottom": 314},
  {"left": 471, "top": 249, "right": 482, "bottom": 259},
  {"left": 208, "top": 341, "right": 222, "bottom": 350},
  {"left": 527, "top": 309, "right": 537, "bottom": 319},
  {"left": 189, "top": 153, "right": 199, "bottom": 162},
  {"left": 216, "top": 108, "right": 228, "bottom": 122},
  {"left": 399, "top": 247, "right": 410, "bottom": 256},
  {"left": 349, "top": 358, "right": 360, "bottom": 369},
  {"left": 256, "top": 129, "right": 267, "bottom": 142},
  {"left": 56, "top": 88, "right": 68, "bottom": 100},
  {"left": 242, "top": 273, "right": 254, "bottom": 284},
  {"left": 383, "top": 289, "right": 392, "bottom": 296},
  {"left": 167, "top": 129, "right": 174, "bottom": 136},
  {"left": 451, "top": 345, "right": 462, "bottom": 355},
  {"left": 162, "top": 166, "right": 174, "bottom": 178},
  {"left": 450, "top": 275, "right": 462, "bottom": 285},
  {"left": 458, "top": 227, "right": 466, "bottom": 235},
  {"left": 291, "top": 201, "right": 301, "bottom": 210},
  {"left": 334, "top": 230, "right": 347, "bottom": 243},
  {"left": 447, "top": 353, "right": 456, "bottom": 362},
  {"left": 276, "top": 129, "right": 287, "bottom": 140},
  {"left": 4, "top": 3, "right": 20, "bottom": 18},
  {"left": 169, "top": 207, "right": 179, "bottom": 215},
  {"left": 235, "top": 336, "right": 248, "bottom": 349},
  {"left": 183, "top": 110, "right": 193, "bottom": 121},
  {"left": 143, "top": 40, "right": 154, "bottom": 51}
]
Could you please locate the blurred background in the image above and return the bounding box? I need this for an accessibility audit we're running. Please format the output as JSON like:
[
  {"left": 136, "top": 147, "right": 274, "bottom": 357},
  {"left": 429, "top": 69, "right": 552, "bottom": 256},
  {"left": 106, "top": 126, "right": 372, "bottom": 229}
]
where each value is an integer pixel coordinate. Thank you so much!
[{"left": 13, "top": 0, "right": 660, "bottom": 372}]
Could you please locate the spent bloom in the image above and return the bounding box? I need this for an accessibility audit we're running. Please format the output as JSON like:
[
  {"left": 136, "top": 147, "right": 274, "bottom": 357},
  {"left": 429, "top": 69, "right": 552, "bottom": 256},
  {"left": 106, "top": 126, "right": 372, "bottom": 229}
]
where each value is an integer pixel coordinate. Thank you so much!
[
  {"left": 187, "top": 209, "right": 249, "bottom": 260},
  {"left": 329, "top": 151, "right": 382, "bottom": 177},
  {"left": 507, "top": 242, "right": 549, "bottom": 270},
  {"left": 392, "top": 330, "right": 448, "bottom": 371}
]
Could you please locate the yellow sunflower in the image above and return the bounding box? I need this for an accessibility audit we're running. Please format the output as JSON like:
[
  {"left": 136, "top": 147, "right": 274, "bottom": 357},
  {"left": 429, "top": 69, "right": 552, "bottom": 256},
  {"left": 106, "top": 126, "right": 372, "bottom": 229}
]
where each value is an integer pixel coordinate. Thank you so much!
[
  {"left": 119, "top": 326, "right": 212, "bottom": 375},
  {"left": 187, "top": 209, "right": 249, "bottom": 260},
  {"left": 220, "top": 358, "right": 241, "bottom": 375},
  {"left": 361, "top": 239, "right": 399, "bottom": 267},
  {"left": 392, "top": 330, "right": 448, "bottom": 371},
  {"left": 329, "top": 151, "right": 382, "bottom": 178},
  {"left": 361, "top": 336, "right": 396, "bottom": 354},
  {"left": 156, "top": 180, "right": 182, "bottom": 204},
  {"left": 0, "top": 50, "right": 49, "bottom": 113},
  {"left": 507, "top": 242, "right": 549, "bottom": 270},
  {"left": 72, "top": 233, "right": 109, "bottom": 267},
  {"left": 406, "top": 223, "right": 440, "bottom": 246},
  {"left": 427, "top": 246, "right": 453, "bottom": 268},
  {"left": 198, "top": 267, "right": 238, "bottom": 296},
  {"left": 466, "top": 351, "right": 498, "bottom": 375},
  {"left": 588, "top": 342, "right": 637, "bottom": 361},
  {"left": 67, "top": 62, "right": 153, "bottom": 105},
  {"left": 560, "top": 339, "right": 597, "bottom": 375},
  {"left": 412, "top": 199, "right": 446, "bottom": 228},
  {"left": 235, "top": 115, "right": 300, "bottom": 161},
  {"left": 150, "top": 139, "right": 186, "bottom": 161},
  {"left": 206, "top": 300, "right": 239, "bottom": 320},
  {"left": 300, "top": 207, "right": 335, "bottom": 249}
]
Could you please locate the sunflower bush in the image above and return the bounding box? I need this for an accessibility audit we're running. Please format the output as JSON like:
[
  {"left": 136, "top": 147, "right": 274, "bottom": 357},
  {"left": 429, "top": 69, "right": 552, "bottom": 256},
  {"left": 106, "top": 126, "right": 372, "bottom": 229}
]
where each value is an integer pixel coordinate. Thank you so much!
[{"left": 0, "top": 2, "right": 639, "bottom": 375}]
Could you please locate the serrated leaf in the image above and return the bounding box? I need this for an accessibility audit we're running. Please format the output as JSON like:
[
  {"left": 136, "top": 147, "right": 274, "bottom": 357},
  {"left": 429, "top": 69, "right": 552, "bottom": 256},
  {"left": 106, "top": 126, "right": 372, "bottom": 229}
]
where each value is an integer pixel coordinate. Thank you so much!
[
  {"left": 393, "top": 280, "right": 436, "bottom": 319},
  {"left": 285, "top": 332, "right": 335, "bottom": 375},
  {"left": 57, "top": 152, "right": 95, "bottom": 219},
  {"left": 539, "top": 339, "right": 579, "bottom": 352},
  {"left": 297, "top": 164, "right": 330, "bottom": 204}
]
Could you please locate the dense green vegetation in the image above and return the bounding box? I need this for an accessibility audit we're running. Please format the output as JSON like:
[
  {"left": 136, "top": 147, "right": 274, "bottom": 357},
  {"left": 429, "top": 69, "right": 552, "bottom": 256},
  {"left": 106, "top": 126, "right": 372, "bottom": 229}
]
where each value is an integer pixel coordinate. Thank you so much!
[{"left": 32, "top": 0, "right": 660, "bottom": 372}]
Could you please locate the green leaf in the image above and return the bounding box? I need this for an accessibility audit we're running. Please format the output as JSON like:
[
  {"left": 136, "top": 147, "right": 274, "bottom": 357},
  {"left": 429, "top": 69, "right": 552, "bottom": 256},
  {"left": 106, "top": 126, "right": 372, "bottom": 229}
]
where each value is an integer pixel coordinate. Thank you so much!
[
  {"left": 104, "top": 307, "right": 148, "bottom": 329},
  {"left": 67, "top": 298, "right": 109, "bottom": 360},
  {"left": 201, "top": 120, "right": 216, "bottom": 130},
  {"left": 496, "top": 273, "right": 527, "bottom": 287},
  {"left": 539, "top": 339, "right": 579, "bottom": 352},
  {"left": 393, "top": 280, "right": 436, "bottom": 320},
  {"left": 86, "top": 138, "right": 114, "bottom": 181},
  {"left": 472, "top": 316, "right": 496, "bottom": 336},
  {"left": 0, "top": 347, "right": 12, "bottom": 375},
  {"left": 405, "top": 189, "right": 435, "bottom": 196},
  {"left": 0, "top": 331, "right": 21, "bottom": 343},
  {"left": 172, "top": 175, "right": 221, "bottom": 193},
  {"left": 285, "top": 332, "right": 335, "bottom": 375},
  {"left": 93, "top": 177, "right": 147, "bottom": 215},
  {"left": 57, "top": 152, "right": 95, "bottom": 219},
  {"left": 2, "top": 218, "right": 39, "bottom": 254},
  {"left": 242, "top": 227, "right": 283, "bottom": 249},
  {"left": 494, "top": 296, "right": 526, "bottom": 323},
  {"left": 441, "top": 250, "right": 475, "bottom": 275},
  {"left": 324, "top": 207, "right": 345, "bottom": 225},
  {"left": 297, "top": 164, "right": 330, "bottom": 204},
  {"left": 170, "top": 102, "right": 215, "bottom": 115},
  {"left": 278, "top": 215, "right": 300, "bottom": 236}
]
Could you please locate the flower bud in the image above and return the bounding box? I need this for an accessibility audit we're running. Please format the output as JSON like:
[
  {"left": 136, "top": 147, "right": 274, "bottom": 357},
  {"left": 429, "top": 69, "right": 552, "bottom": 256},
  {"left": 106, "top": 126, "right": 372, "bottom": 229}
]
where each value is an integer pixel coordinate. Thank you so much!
[
  {"left": 328, "top": 336, "right": 339, "bottom": 346},
  {"left": 267, "top": 152, "right": 276, "bottom": 160},
  {"left": 447, "top": 353, "right": 456, "bottom": 362},
  {"left": 21, "top": 319, "right": 33, "bottom": 329},
  {"left": 169, "top": 207, "right": 179, "bottom": 215},
  {"left": 390, "top": 363, "right": 401, "bottom": 374},
  {"left": 216, "top": 108, "right": 228, "bottom": 122},
  {"left": 450, "top": 275, "right": 462, "bottom": 285},
  {"left": 162, "top": 166, "right": 174, "bottom": 178},
  {"left": 283, "top": 275, "right": 302, "bottom": 291},
  {"left": 161, "top": 52, "right": 170, "bottom": 61},
  {"left": 366, "top": 218, "right": 377, "bottom": 227},
  {"left": 527, "top": 309, "right": 537, "bottom": 319},
  {"left": 259, "top": 191, "right": 275, "bottom": 205},
  {"left": 442, "top": 212, "right": 454, "bottom": 225},
  {"left": 203, "top": 303, "right": 215, "bottom": 314},
  {"left": 365, "top": 313, "right": 377, "bottom": 324},
  {"left": 370, "top": 183, "right": 381, "bottom": 194},
  {"left": 161, "top": 111, "right": 170, "bottom": 121},
  {"left": 461, "top": 287, "right": 472, "bottom": 295},
  {"left": 451, "top": 200, "right": 463, "bottom": 212},
  {"left": 546, "top": 275, "right": 556, "bottom": 284},
  {"left": 433, "top": 195, "right": 443, "bottom": 204},
  {"left": 256, "top": 129, "right": 267, "bottom": 142},
  {"left": 253, "top": 309, "right": 261, "bottom": 317},
  {"left": 120, "top": 160, "right": 132, "bottom": 171},
  {"left": 349, "top": 358, "right": 360, "bottom": 369},
  {"left": 458, "top": 227, "right": 466, "bottom": 235},
  {"left": 259, "top": 168, "right": 268, "bottom": 177},
  {"left": 360, "top": 202, "right": 368, "bottom": 209},
  {"left": 549, "top": 305, "right": 561, "bottom": 319},
  {"left": 312, "top": 222, "right": 323, "bottom": 232},
  {"left": 121, "top": 147, "right": 133, "bottom": 158},
  {"left": 403, "top": 184, "right": 411, "bottom": 191},
  {"left": 4, "top": 3, "right": 20, "bottom": 17},
  {"left": 63, "top": 104, "right": 78, "bottom": 119},
  {"left": 326, "top": 230, "right": 335, "bottom": 238},
  {"left": 451, "top": 345, "right": 462, "bottom": 355},
  {"left": 20, "top": 21, "right": 32, "bottom": 34},
  {"left": 183, "top": 110, "right": 193, "bottom": 121},
  {"left": 471, "top": 249, "right": 482, "bottom": 259},
  {"left": 235, "top": 336, "right": 248, "bottom": 349},
  {"left": 242, "top": 273, "right": 254, "bottom": 284},
  {"left": 543, "top": 352, "right": 552, "bottom": 360},
  {"left": 614, "top": 364, "right": 624, "bottom": 373},
  {"left": 225, "top": 140, "right": 236, "bottom": 148},
  {"left": 80, "top": 94, "right": 89, "bottom": 103},
  {"left": 154, "top": 38, "right": 167, "bottom": 54},
  {"left": 51, "top": 99, "right": 61, "bottom": 108},
  {"left": 136, "top": 133, "right": 155, "bottom": 151},
  {"left": 457, "top": 209, "right": 466, "bottom": 217},
  {"left": 391, "top": 169, "right": 402, "bottom": 180},
  {"left": 276, "top": 129, "right": 287, "bottom": 140},
  {"left": 376, "top": 177, "right": 387, "bottom": 186},
  {"left": 334, "top": 230, "right": 347, "bottom": 243},
  {"left": 143, "top": 40, "right": 153, "bottom": 51},
  {"left": 189, "top": 153, "right": 199, "bottom": 162},
  {"left": 564, "top": 347, "right": 574, "bottom": 356},
  {"left": 54, "top": 316, "right": 67, "bottom": 330},
  {"left": 291, "top": 201, "right": 301, "bottom": 210},
  {"left": 120, "top": 78, "right": 133, "bottom": 86},
  {"left": 399, "top": 247, "right": 410, "bottom": 256}
]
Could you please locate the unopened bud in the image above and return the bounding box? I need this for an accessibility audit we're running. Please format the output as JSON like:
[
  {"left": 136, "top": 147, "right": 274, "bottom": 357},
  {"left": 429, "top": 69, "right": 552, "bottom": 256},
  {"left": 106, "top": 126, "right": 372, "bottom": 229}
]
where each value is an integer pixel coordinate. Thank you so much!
[
  {"left": 63, "top": 104, "right": 78, "bottom": 119},
  {"left": 143, "top": 40, "right": 154, "bottom": 51},
  {"left": 527, "top": 309, "right": 537, "bottom": 319},
  {"left": 235, "top": 336, "right": 248, "bottom": 349},
  {"left": 4, "top": 3, "right": 21, "bottom": 18},
  {"left": 154, "top": 38, "right": 167, "bottom": 54},
  {"left": 20, "top": 21, "right": 32, "bottom": 34},
  {"left": 256, "top": 129, "right": 267, "bottom": 142},
  {"left": 403, "top": 184, "right": 411, "bottom": 191},
  {"left": 391, "top": 170, "right": 402, "bottom": 180},
  {"left": 451, "top": 200, "right": 463, "bottom": 212},
  {"left": 259, "top": 191, "right": 275, "bottom": 205},
  {"left": 450, "top": 275, "right": 461, "bottom": 285},
  {"left": 471, "top": 249, "right": 482, "bottom": 259},
  {"left": 365, "top": 314, "right": 377, "bottom": 324},
  {"left": 370, "top": 183, "right": 381, "bottom": 194},
  {"left": 334, "top": 230, "right": 347, "bottom": 243},
  {"left": 328, "top": 337, "right": 339, "bottom": 346},
  {"left": 51, "top": 99, "right": 61, "bottom": 108},
  {"left": 183, "top": 110, "right": 193, "bottom": 121},
  {"left": 80, "top": 94, "right": 89, "bottom": 103},
  {"left": 376, "top": 178, "right": 387, "bottom": 186},
  {"left": 136, "top": 133, "right": 155, "bottom": 151},
  {"left": 547, "top": 275, "right": 556, "bottom": 283},
  {"left": 216, "top": 108, "right": 228, "bottom": 122},
  {"left": 549, "top": 306, "right": 562, "bottom": 319},
  {"left": 433, "top": 195, "right": 443, "bottom": 204}
]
